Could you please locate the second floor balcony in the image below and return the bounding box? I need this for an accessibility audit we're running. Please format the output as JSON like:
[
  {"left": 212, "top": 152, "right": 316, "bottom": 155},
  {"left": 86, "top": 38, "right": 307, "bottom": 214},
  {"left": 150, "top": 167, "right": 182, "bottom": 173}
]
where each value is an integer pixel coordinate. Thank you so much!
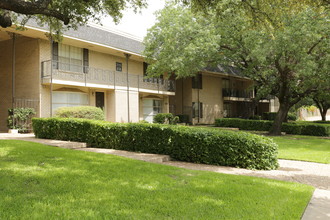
[
  {"left": 222, "top": 88, "right": 254, "bottom": 100},
  {"left": 41, "top": 60, "right": 175, "bottom": 95}
]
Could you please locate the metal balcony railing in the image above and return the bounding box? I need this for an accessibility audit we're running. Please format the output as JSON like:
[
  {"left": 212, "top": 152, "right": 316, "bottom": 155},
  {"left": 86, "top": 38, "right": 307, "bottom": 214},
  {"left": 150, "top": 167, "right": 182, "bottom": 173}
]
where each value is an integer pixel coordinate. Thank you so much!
[
  {"left": 222, "top": 88, "right": 253, "bottom": 99},
  {"left": 41, "top": 60, "right": 176, "bottom": 93}
]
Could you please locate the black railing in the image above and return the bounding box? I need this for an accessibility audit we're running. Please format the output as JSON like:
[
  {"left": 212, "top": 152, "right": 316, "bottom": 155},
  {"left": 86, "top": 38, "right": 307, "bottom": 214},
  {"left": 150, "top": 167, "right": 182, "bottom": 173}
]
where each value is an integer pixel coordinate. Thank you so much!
[{"left": 222, "top": 88, "right": 253, "bottom": 98}]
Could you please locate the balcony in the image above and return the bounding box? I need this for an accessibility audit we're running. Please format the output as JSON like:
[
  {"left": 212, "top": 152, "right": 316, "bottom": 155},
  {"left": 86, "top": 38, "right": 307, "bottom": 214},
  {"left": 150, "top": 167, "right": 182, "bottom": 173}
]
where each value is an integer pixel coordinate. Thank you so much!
[
  {"left": 41, "top": 60, "right": 175, "bottom": 95},
  {"left": 222, "top": 88, "right": 254, "bottom": 101}
]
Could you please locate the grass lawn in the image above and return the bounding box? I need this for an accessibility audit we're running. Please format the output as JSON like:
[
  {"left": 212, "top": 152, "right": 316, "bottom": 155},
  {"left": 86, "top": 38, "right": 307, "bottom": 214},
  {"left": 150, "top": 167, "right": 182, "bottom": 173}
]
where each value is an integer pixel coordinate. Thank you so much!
[
  {"left": 0, "top": 140, "right": 313, "bottom": 219},
  {"left": 271, "top": 135, "right": 330, "bottom": 164}
]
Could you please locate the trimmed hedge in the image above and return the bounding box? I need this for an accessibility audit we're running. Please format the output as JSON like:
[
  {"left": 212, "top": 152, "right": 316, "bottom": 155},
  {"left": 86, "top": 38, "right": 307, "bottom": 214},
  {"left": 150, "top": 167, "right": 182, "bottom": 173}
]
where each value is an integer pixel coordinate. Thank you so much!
[
  {"left": 32, "top": 118, "right": 279, "bottom": 170},
  {"left": 215, "top": 118, "right": 330, "bottom": 136},
  {"left": 153, "top": 113, "right": 179, "bottom": 124},
  {"left": 54, "top": 106, "right": 105, "bottom": 120}
]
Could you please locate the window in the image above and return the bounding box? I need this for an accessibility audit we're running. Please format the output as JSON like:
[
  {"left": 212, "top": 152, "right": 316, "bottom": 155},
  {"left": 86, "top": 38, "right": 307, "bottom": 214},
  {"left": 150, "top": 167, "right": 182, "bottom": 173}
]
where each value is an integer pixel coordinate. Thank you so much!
[
  {"left": 58, "top": 44, "right": 83, "bottom": 73},
  {"left": 143, "top": 99, "right": 162, "bottom": 123},
  {"left": 192, "top": 102, "right": 203, "bottom": 118},
  {"left": 116, "top": 62, "right": 122, "bottom": 72},
  {"left": 52, "top": 91, "right": 88, "bottom": 113},
  {"left": 223, "top": 102, "right": 232, "bottom": 118},
  {"left": 192, "top": 73, "right": 202, "bottom": 89}
]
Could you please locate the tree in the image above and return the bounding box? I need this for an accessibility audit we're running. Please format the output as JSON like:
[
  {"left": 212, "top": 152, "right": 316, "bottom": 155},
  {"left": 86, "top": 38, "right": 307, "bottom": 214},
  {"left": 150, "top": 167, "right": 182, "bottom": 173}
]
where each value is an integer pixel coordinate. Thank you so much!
[
  {"left": 0, "top": 0, "right": 146, "bottom": 34},
  {"left": 313, "top": 91, "right": 330, "bottom": 121},
  {"left": 143, "top": 4, "right": 330, "bottom": 135}
]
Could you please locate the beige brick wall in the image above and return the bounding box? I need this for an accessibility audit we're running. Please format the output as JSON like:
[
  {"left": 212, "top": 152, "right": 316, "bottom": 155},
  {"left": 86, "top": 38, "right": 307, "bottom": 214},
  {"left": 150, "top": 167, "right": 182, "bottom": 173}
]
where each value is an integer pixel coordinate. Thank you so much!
[
  {"left": 0, "top": 36, "right": 40, "bottom": 132},
  {"left": 192, "top": 75, "right": 223, "bottom": 124}
]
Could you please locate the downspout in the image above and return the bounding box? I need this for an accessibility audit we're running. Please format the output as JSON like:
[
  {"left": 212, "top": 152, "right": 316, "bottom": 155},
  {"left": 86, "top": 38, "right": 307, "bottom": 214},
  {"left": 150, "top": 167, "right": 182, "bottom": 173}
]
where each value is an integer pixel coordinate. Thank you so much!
[
  {"left": 125, "top": 53, "right": 131, "bottom": 122},
  {"left": 11, "top": 33, "right": 16, "bottom": 128}
]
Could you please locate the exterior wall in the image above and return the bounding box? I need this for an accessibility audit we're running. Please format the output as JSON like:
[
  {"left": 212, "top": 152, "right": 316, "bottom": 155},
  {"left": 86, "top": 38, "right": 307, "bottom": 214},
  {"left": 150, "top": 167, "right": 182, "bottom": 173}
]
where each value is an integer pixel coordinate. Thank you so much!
[
  {"left": 0, "top": 36, "right": 40, "bottom": 132},
  {"left": 139, "top": 94, "right": 169, "bottom": 122},
  {"left": 169, "top": 78, "right": 192, "bottom": 116},
  {"left": 111, "top": 90, "right": 139, "bottom": 122},
  {"left": 192, "top": 74, "right": 223, "bottom": 124}
]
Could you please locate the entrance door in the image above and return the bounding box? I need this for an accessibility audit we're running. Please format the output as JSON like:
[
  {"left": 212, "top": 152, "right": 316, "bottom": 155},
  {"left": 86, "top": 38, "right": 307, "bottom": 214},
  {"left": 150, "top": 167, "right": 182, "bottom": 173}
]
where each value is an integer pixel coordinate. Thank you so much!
[{"left": 95, "top": 92, "right": 105, "bottom": 109}]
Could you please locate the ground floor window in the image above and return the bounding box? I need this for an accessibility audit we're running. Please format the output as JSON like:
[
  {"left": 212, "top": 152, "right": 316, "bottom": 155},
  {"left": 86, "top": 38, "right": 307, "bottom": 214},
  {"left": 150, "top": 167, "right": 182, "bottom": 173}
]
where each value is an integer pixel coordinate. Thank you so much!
[
  {"left": 143, "top": 99, "right": 162, "bottom": 123},
  {"left": 52, "top": 91, "right": 89, "bottom": 112},
  {"left": 192, "top": 102, "right": 203, "bottom": 118}
]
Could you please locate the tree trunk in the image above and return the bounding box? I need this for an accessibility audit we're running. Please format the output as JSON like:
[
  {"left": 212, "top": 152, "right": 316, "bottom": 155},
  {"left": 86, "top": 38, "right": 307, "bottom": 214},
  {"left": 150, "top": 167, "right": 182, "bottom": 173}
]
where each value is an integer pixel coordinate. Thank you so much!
[
  {"left": 269, "top": 103, "right": 290, "bottom": 135},
  {"left": 320, "top": 109, "right": 328, "bottom": 121}
]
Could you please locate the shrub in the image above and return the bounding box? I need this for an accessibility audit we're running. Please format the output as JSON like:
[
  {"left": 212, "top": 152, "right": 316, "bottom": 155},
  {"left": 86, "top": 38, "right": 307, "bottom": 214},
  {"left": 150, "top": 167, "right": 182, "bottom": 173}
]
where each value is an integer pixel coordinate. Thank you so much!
[
  {"left": 153, "top": 113, "right": 179, "bottom": 125},
  {"left": 313, "top": 120, "right": 330, "bottom": 124},
  {"left": 287, "top": 113, "right": 297, "bottom": 121},
  {"left": 32, "top": 118, "right": 279, "bottom": 170},
  {"left": 262, "top": 112, "right": 277, "bottom": 120},
  {"left": 7, "top": 108, "right": 36, "bottom": 133},
  {"left": 176, "top": 114, "right": 190, "bottom": 124},
  {"left": 249, "top": 115, "right": 262, "bottom": 120},
  {"left": 215, "top": 118, "right": 330, "bottom": 136},
  {"left": 54, "top": 106, "right": 105, "bottom": 120}
]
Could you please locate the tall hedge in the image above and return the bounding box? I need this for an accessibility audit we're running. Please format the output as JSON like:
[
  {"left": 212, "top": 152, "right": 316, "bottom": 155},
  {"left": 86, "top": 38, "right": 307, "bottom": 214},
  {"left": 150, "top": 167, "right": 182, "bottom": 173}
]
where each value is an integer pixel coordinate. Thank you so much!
[
  {"left": 32, "top": 118, "right": 279, "bottom": 170},
  {"left": 215, "top": 118, "right": 330, "bottom": 136}
]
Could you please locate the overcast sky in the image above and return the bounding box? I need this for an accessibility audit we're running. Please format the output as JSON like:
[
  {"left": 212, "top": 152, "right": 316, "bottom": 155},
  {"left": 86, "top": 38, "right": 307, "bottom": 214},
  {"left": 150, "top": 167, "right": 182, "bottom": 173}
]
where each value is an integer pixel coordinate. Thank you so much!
[{"left": 101, "top": 0, "right": 166, "bottom": 40}]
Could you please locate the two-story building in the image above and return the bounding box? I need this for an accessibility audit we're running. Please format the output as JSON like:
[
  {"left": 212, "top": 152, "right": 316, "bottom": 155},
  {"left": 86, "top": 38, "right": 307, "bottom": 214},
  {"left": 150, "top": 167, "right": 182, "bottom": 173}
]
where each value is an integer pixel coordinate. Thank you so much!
[
  {"left": 0, "top": 22, "right": 278, "bottom": 132},
  {"left": 0, "top": 21, "right": 175, "bottom": 132},
  {"left": 170, "top": 65, "right": 278, "bottom": 124}
]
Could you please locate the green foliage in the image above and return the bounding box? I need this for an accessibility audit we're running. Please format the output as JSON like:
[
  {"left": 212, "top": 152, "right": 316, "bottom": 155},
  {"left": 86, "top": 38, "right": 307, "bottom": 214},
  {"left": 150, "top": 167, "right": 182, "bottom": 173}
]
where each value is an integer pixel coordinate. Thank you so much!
[
  {"left": 262, "top": 112, "right": 277, "bottom": 121},
  {"left": 7, "top": 108, "right": 36, "bottom": 133},
  {"left": 249, "top": 115, "right": 262, "bottom": 120},
  {"left": 215, "top": 118, "right": 330, "bottom": 136},
  {"left": 153, "top": 113, "right": 179, "bottom": 124},
  {"left": 32, "top": 118, "right": 279, "bottom": 170},
  {"left": 0, "top": 0, "right": 146, "bottom": 39},
  {"left": 54, "top": 106, "right": 105, "bottom": 120},
  {"left": 144, "top": 4, "right": 330, "bottom": 135},
  {"left": 176, "top": 114, "right": 190, "bottom": 124},
  {"left": 287, "top": 113, "right": 298, "bottom": 121}
]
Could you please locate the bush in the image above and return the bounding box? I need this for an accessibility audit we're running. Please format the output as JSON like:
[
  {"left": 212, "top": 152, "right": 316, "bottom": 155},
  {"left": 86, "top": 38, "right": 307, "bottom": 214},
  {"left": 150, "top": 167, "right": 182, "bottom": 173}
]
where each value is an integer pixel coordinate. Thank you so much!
[
  {"left": 153, "top": 113, "right": 179, "bottom": 125},
  {"left": 32, "top": 118, "right": 279, "bottom": 170},
  {"left": 287, "top": 113, "right": 297, "bottom": 121},
  {"left": 262, "top": 112, "right": 277, "bottom": 120},
  {"left": 54, "top": 106, "right": 104, "bottom": 120},
  {"left": 176, "top": 114, "right": 190, "bottom": 124},
  {"left": 215, "top": 118, "right": 330, "bottom": 136},
  {"left": 249, "top": 115, "right": 262, "bottom": 120},
  {"left": 7, "top": 108, "right": 36, "bottom": 133}
]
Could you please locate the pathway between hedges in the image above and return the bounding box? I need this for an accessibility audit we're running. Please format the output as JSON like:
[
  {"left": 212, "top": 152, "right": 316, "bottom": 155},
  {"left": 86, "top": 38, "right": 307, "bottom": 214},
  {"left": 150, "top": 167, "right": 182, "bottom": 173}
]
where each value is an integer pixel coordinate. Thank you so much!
[{"left": 1, "top": 133, "right": 329, "bottom": 219}]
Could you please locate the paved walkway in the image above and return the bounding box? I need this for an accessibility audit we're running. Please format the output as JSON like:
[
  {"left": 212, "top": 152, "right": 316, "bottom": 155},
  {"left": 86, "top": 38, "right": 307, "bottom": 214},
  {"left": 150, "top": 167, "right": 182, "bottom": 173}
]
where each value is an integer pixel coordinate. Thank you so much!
[{"left": 1, "top": 133, "right": 329, "bottom": 219}]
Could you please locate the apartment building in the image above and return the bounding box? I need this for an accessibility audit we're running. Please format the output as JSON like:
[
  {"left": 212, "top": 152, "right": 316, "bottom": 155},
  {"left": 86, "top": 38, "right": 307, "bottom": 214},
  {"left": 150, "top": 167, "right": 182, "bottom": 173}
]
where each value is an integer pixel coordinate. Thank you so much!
[
  {"left": 170, "top": 65, "right": 277, "bottom": 124},
  {"left": 0, "top": 21, "right": 174, "bottom": 132},
  {"left": 0, "top": 21, "right": 277, "bottom": 132}
]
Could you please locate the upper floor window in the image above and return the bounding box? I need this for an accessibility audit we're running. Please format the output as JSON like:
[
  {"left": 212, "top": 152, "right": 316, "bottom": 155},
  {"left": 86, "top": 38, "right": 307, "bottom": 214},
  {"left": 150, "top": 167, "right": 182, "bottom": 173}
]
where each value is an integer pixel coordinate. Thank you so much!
[
  {"left": 192, "top": 73, "right": 202, "bottom": 89},
  {"left": 59, "top": 44, "right": 83, "bottom": 72},
  {"left": 116, "top": 62, "right": 122, "bottom": 72}
]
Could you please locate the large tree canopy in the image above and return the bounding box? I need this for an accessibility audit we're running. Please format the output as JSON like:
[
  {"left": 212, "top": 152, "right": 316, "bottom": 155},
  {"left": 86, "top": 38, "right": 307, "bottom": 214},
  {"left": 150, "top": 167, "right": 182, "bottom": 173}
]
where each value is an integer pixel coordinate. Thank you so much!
[
  {"left": 0, "top": 0, "right": 146, "bottom": 32},
  {"left": 144, "top": 4, "right": 330, "bottom": 134}
]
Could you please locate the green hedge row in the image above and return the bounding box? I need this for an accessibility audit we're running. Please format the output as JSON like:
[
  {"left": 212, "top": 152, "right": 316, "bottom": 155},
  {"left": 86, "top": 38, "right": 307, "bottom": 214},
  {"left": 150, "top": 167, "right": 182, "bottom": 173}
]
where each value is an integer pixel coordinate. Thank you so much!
[
  {"left": 215, "top": 118, "right": 330, "bottom": 136},
  {"left": 32, "top": 118, "right": 279, "bottom": 170}
]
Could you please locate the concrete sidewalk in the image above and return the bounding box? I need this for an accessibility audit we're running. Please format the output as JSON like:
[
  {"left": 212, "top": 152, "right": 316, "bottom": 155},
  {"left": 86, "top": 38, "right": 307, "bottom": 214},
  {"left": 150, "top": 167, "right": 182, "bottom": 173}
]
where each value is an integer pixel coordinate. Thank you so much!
[{"left": 1, "top": 133, "right": 329, "bottom": 219}]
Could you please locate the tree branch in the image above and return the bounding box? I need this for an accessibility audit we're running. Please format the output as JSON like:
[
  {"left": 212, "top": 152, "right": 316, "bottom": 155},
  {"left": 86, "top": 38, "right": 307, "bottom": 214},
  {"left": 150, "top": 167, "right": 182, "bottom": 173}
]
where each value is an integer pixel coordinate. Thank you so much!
[
  {"left": 307, "top": 37, "right": 325, "bottom": 54},
  {"left": 0, "top": 0, "right": 70, "bottom": 28}
]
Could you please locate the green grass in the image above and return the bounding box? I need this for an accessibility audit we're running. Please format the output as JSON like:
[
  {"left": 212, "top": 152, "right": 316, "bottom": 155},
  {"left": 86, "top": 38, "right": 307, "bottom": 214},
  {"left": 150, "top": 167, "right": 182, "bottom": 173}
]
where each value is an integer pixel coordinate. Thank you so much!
[
  {"left": 0, "top": 140, "right": 313, "bottom": 219},
  {"left": 271, "top": 135, "right": 330, "bottom": 164}
]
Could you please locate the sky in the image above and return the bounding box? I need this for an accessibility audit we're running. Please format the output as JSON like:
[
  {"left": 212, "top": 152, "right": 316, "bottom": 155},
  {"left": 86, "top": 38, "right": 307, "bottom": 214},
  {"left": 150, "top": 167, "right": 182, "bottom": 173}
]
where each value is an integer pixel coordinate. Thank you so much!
[{"left": 100, "top": 0, "right": 166, "bottom": 40}]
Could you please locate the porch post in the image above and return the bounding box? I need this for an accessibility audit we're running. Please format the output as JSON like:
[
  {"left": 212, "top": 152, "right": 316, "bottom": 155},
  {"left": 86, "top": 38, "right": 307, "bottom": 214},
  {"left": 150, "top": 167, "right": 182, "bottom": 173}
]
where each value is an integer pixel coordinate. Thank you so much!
[
  {"left": 11, "top": 33, "right": 16, "bottom": 128},
  {"left": 125, "top": 53, "right": 131, "bottom": 122},
  {"left": 50, "top": 38, "right": 53, "bottom": 117}
]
